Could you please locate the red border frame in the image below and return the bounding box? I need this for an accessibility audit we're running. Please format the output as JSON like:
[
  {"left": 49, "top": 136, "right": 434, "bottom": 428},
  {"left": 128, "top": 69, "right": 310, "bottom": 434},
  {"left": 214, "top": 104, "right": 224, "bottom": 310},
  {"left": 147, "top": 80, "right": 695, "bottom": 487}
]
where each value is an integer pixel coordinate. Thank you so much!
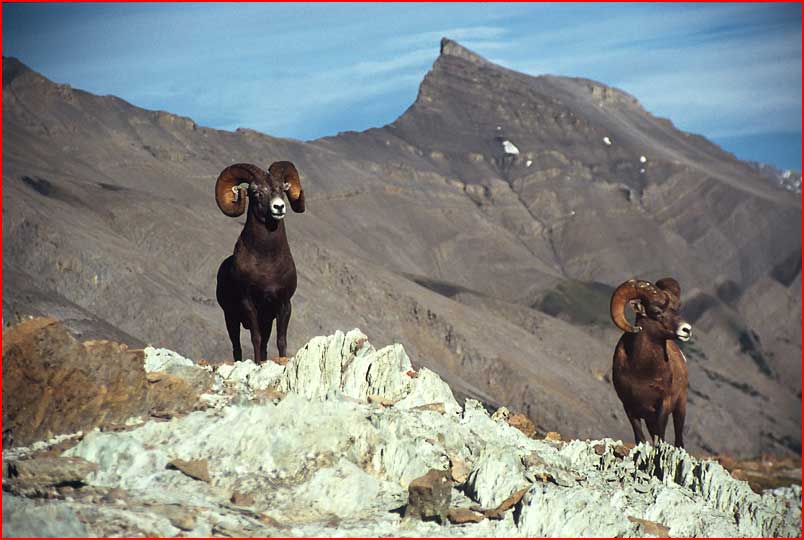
[{"left": 0, "top": 3, "right": 801, "bottom": 539}]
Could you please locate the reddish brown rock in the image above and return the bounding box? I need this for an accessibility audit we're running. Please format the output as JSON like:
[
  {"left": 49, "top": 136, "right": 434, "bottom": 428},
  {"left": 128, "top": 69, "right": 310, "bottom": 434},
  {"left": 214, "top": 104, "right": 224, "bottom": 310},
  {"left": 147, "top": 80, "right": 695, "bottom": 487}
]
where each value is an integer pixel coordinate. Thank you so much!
[
  {"left": 3, "top": 317, "right": 210, "bottom": 447},
  {"left": 628, "top": 516, "right": 671, "bottom": 537},
  {"left": 508, "top": 413, "right": 537, "bottom": 438},
  {"left": 614, "top": 443, "right": 633, "bottom": 459},
  {"left": 413, "top": 402, "right": 446, "bottom": 414},
  {"left": 166, "top": 458, "right": 210, "bottom": 483},
  {"left": 483, "top": 486, "right": 529, "bottom": 519},
  {"left": 230, "top": 491, "right": 256, "bottom": 507},
  {"left": 594, "top": 444, "right": 606, "bottom": 455},
  {"left": 2, "top": 318, "right": 149, "bottom": 447},
  {"left": 406, "top": 469, "right": 452, "bottom": 524},
  {"left": 447, "top": 507, "right": 485, "bottom": 524}
]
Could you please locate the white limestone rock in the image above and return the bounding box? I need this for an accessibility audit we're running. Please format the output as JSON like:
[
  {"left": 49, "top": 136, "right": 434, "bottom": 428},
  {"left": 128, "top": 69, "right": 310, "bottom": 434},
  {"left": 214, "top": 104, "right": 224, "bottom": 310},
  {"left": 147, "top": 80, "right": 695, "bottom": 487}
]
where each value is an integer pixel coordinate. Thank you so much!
[
  {"left": 143, "top": 346, "right": 195, "bottom": 373},
  {"left": 466, "top": 446, "right": 528, "bottom": 508},
  {"left": 394, "top": 367, "right": 461, "bottom": 416},
  {"left": 517, "top": 483, "right": 638, "bottom": 537},
  {"left": 214, "top": 359, "right": 284, "bottom": 397},
  {"left": 7, "top": 331, "right": 800, "bottom": 537}
]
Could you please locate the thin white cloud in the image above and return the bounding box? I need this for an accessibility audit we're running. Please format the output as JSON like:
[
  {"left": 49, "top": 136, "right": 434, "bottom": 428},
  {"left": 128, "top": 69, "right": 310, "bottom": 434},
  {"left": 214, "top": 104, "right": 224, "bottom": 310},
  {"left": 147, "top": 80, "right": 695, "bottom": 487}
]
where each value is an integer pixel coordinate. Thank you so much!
[
  {"left": 348, "top": 48, "right": 436, "bottom": 77},
  {"left": 488, "top": 7, "right": 801, "bottom": 140}
]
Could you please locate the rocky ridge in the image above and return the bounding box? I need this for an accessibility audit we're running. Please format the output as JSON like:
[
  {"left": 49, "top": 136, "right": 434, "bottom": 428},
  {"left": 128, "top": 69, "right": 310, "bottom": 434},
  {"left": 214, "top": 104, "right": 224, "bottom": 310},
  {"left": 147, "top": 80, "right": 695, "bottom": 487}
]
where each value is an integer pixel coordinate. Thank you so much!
[{"left": 2, "top": 319, "right": 800, "bottom": 537}]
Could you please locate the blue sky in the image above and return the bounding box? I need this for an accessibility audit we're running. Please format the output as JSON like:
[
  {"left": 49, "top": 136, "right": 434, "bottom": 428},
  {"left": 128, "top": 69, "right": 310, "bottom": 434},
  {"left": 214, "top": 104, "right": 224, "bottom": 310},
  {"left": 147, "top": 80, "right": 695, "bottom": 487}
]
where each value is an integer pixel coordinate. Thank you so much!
[{"left": 3, "top": 3, "right": 801, "bottom": 170}]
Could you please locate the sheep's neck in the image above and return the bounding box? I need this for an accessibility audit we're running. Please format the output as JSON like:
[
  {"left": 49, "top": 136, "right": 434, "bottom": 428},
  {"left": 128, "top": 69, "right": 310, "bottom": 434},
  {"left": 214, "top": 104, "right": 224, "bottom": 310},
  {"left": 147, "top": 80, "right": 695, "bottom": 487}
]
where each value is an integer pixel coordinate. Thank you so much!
[
  {"left": 627, "top": 332, "right": 669, "bottom": 370},
  {"left": 240, "top": 211, "right": 290, "bottom": 258}
]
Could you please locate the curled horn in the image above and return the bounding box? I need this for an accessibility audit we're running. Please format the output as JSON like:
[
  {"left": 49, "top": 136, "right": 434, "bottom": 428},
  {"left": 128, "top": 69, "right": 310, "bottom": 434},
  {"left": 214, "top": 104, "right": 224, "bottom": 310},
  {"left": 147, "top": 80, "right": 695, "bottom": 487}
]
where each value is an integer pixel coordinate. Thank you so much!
[
  {"left": 269, "top": 161, "right": 305, "bottom": 213},
  {"left": 215, "top": 164, "right": 266, "bottom": 217},
  {"left": 610, "top": 279, "right": 666, "bottom": 333}
]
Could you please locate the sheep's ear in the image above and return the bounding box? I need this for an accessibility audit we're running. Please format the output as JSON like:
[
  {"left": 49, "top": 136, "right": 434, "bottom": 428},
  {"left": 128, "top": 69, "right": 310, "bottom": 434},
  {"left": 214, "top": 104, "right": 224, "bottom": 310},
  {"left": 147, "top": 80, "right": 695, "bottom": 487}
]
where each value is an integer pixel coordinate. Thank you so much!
[
  {"left": 629, "top": 299, "right": 646, "bottom": 317},
  {"left": 269, "top": 161, "right": 305, "bottom": 213},
  {"left": 655, "top": 277, "right": 680, "bottom": 299},
  {"left": 655, "top": 277, "right": 682, "bottom": 310}
]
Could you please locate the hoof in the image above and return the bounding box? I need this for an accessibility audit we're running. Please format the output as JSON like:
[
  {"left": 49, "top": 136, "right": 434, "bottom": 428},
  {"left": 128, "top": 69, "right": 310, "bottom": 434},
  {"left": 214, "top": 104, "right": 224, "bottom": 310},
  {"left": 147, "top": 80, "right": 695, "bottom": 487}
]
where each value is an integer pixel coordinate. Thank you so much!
[{"left": 271, "top": 356, "right": 289, "bottom": 366}]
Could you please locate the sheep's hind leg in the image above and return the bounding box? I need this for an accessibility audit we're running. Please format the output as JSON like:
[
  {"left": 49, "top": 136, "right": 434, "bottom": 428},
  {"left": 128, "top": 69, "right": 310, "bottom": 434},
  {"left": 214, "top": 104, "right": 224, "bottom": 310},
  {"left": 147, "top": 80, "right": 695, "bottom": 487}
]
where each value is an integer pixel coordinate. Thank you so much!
[
  {"left": 224, "top": 310, "right": 243, "bottom": 362},
  {"left": 275, "top": 301, "right": 292, "bottom": 360},
  {"left": 672, "top": 399, "right": 686, "bottom": 449}
]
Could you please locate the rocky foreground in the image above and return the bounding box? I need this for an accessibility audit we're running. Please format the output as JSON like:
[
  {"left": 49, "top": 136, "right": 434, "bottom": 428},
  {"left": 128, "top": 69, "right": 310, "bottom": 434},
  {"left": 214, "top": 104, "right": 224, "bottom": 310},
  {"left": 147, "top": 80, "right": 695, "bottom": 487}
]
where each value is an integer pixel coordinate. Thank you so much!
[{"left": 2, "top": 319, "right": 801, "bottom": 537}]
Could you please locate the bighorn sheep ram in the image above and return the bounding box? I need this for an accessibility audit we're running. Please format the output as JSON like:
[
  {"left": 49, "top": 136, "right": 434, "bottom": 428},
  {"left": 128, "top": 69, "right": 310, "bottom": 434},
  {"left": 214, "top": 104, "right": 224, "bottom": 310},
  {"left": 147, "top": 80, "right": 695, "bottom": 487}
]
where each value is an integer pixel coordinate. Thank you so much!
[
  {"left": 610, "top": 278, "right": 692, "bottom": 447},
  {"left": 214, "top": 162, "right": 305, "bottom": 364}
]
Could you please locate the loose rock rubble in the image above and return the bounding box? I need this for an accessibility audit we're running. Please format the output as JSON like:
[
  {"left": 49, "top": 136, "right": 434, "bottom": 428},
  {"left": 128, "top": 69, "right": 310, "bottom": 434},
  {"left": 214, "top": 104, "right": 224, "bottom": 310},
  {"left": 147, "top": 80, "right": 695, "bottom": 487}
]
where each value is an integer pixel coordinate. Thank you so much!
[
  {"left": 405, "top": 469, "right": 452, "bottom": 523},
  {"left": 2, "top": 324, "right": 801, "bottom": 537}
]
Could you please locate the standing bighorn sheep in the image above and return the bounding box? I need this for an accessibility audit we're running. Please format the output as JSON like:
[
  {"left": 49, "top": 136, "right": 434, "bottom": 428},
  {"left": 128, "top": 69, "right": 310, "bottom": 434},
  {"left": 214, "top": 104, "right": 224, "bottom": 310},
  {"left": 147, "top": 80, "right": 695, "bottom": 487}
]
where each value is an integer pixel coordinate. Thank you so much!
[
  {"left": 214, "top": 162, "right": 305, "bottom": 364},
  {"left": 610, "top": 278, "right": 692, "bottom": 447}
]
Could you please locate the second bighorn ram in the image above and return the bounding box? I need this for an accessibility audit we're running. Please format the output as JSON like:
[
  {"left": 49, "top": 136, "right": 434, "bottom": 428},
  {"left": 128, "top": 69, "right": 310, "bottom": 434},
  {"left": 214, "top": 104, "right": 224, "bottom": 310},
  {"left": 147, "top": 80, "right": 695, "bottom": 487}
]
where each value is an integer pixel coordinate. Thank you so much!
[
  {"left": 610, "top": 278, "right": 692, "bottom": 448},
  {"left": 214, "top": 162, "right": 305, "bottom": 364}
]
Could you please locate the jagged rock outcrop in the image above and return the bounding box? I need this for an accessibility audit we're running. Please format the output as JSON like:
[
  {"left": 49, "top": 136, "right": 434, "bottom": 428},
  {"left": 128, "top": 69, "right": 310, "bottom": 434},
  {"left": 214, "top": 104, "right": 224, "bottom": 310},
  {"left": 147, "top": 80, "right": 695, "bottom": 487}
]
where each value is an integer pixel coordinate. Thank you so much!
[
  {"left": 3, "top": 329, "right": 799, "bottom": 537},
  {"left": 278, "top": 329, "right": 461, "bottom": 415}
]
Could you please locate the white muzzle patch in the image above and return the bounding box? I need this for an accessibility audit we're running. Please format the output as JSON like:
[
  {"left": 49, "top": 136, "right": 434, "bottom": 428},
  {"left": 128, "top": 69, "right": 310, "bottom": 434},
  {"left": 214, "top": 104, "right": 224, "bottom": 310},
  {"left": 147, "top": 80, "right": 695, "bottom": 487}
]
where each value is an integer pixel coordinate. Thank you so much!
[
  {"left": 677, "top": 322, "right": 692, "bottom": 342},
  {"left": 270, "top": 197, "right": 286, "bottom": 220}
]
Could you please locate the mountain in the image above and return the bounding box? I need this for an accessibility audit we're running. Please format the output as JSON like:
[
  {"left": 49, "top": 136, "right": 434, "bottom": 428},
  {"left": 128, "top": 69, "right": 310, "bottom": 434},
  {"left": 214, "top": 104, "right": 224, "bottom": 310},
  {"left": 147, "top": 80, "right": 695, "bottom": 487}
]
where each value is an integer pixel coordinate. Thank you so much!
[{"left": 2, "top": 39, "right": 800, "bottom": 457}]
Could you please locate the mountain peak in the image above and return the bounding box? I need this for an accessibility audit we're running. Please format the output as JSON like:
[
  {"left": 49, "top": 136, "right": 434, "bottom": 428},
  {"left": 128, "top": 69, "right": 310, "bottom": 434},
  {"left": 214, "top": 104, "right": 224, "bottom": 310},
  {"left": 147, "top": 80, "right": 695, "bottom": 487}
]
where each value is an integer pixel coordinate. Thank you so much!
[
  {"left": 439, "top": 38, "right": 491, "bottom": 67},
  {"left": 3, "top": 56, "right": 32, "bottom": 86}
]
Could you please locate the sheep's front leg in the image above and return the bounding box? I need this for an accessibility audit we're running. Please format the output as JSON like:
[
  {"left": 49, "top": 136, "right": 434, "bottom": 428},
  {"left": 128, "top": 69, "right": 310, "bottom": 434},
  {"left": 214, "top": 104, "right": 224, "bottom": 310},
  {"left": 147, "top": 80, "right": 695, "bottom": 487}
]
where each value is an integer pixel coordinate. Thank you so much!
[
  {"left": 223, "top": 309, "right": 242, "bottom": 362},
  {"left": 626, "top": 410, "right": 647, "bottom": 445}
]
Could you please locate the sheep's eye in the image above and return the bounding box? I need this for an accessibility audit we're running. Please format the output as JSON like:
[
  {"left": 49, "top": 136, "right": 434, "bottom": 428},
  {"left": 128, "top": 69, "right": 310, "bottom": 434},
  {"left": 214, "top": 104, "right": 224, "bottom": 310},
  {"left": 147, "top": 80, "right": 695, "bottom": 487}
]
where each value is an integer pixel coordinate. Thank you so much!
[{"left": 283, "top": 182, "right": 291, "bottom": 191}]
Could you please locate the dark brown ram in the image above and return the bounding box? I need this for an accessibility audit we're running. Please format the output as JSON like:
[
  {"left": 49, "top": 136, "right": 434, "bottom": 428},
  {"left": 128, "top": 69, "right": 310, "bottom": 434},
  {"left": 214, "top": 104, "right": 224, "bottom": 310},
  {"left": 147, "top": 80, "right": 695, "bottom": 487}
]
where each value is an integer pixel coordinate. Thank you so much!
[
  {"left": 610, "top": 278, "right": 692, "bottom": 447},
  {"left": 214, "top": 161, "right": 305, "bottom": 364}
]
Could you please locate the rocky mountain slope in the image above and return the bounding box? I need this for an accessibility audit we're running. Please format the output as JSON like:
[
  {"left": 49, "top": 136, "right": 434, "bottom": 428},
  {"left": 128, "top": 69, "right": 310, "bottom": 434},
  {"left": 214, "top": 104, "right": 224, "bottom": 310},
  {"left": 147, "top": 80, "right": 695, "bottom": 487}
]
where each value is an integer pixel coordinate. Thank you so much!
[
  {"left": 749, "top": 162, "right": 802, "bottom": 194},
  {"left": 2, "top": 39, "right": 800, "bottom": 457},
  {"left": 2, "top": 318, "right": 800, "bottom": 537}
]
